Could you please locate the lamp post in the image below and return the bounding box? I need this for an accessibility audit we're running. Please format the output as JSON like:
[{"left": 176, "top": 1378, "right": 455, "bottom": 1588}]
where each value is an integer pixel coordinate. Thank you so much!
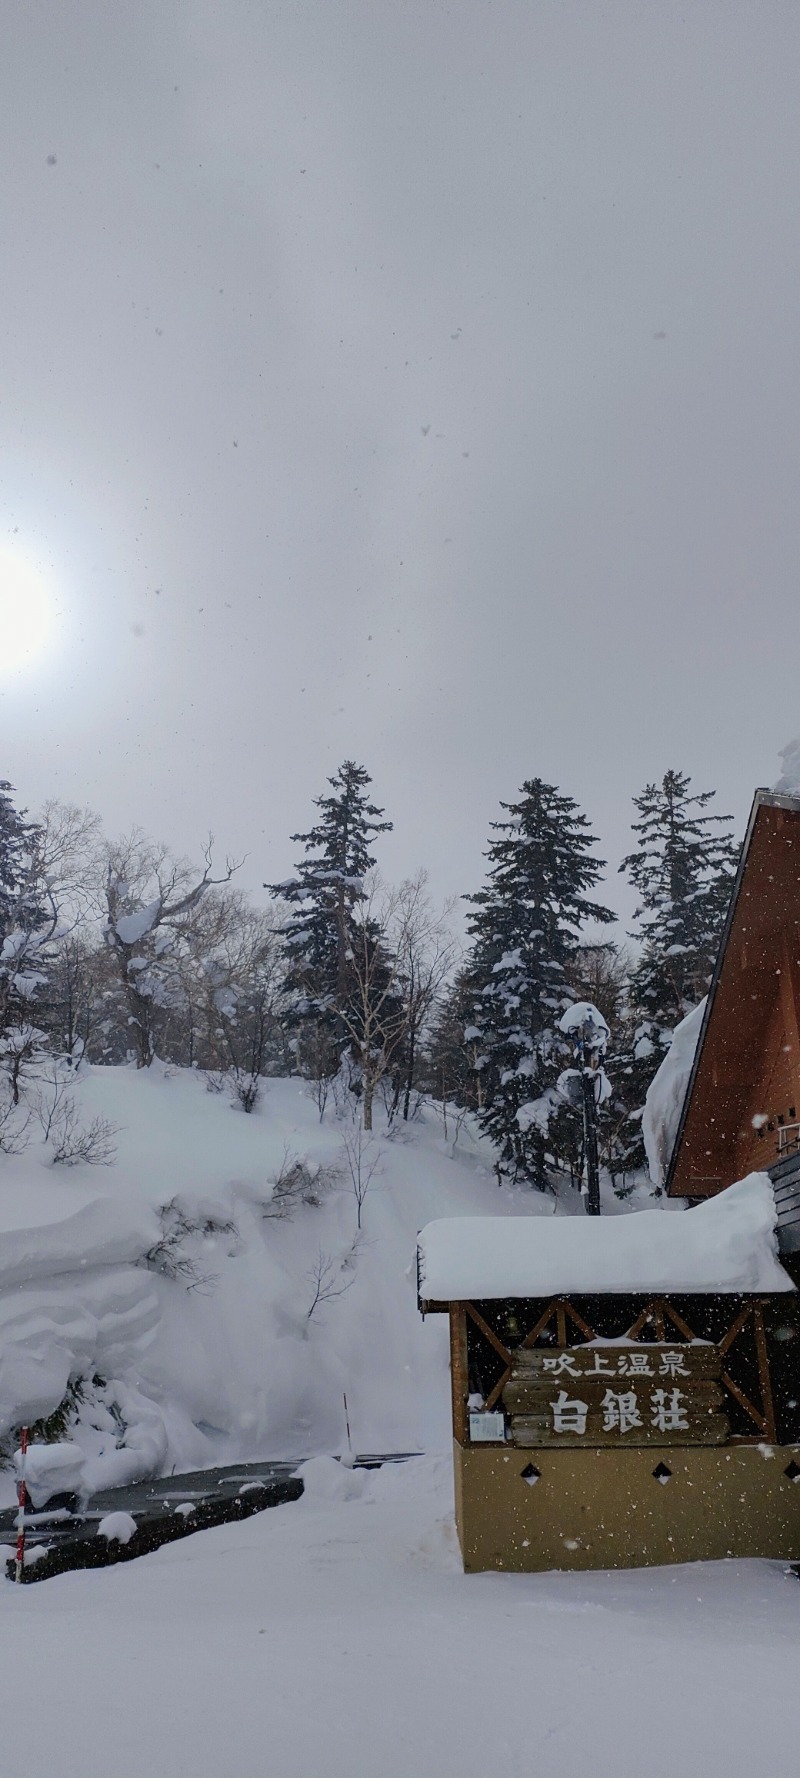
[{"left": 558, "top": 1002, "right": 610, "bottom": 1218}]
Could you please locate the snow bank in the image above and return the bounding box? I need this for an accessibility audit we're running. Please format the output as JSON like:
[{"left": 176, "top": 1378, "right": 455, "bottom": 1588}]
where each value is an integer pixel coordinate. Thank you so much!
[
  {"left": 642, "top": 998, "right": 705, "bottom": 1188},
  {"left": 295, "top": 1454, "right": 366, "bottom": 1502},
  {"left": 418, "top": 1172, "right": 791, "bottom": 1299},
  {"left": 2, "top": 1054, "right": 754, "bottom": 1495},
  {"left": 0, "top": 1065, "right": 544, "bottom": 1483},
  {"left": 97, "top": 1511, "right": 137, "bottom": 1544},
  {"left": 0, "top": 1193, "right": 158, "bottom": 1289},
  {"left": 14, "top": 1441, "right": 85, "bottom": 1507},
  {"left": 4, "top": 1451, "right": 800, "bottom": 1778}
]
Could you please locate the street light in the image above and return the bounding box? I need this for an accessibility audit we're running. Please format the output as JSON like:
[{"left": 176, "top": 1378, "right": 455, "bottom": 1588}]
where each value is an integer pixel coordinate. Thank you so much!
[{"left": 557, "top": 1001, "right": 611, "bottom": 1217}]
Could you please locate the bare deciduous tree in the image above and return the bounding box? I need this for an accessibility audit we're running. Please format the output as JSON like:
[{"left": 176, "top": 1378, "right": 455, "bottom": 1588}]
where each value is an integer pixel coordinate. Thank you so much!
[
  {"left": 0, "top": 1097, "right": 31, "bottom": 1155},
  {"left": 102, "top": 831, "right": 241, "bottom": 1067},
  {"left": 33, "top": 800, "right": 103, "bottom": 925},
  {"left": 304, "top": 1247, "right": 355, "bottom": 1320},
  {"left": 391, "top": 873, "right": 457, "bottom": 1122},
  {"left": 339, "top": 1124, "right": 381, "bottom": 1228},
  {"left": 338, "top": 872, "right": 457, "bottom": 1130},
  {"left": 209, "top": 902, "right": 287, "bottom": 1109}
]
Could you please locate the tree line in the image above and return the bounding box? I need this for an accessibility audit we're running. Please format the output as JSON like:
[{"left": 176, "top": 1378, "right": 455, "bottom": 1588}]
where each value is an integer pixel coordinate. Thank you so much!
[{"left": 0, "top": 762, "right": 738, "bottom": 1191}]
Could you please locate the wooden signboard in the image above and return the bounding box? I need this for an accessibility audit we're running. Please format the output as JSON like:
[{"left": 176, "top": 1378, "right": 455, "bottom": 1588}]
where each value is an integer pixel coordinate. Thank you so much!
[{"left": 502, "top": 1344, "right": 729, "bottom": 1447}]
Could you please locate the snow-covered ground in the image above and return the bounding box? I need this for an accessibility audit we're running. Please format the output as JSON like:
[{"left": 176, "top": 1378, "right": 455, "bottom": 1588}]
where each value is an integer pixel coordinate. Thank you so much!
[
  {"left": 0, "top": 1063, "right": 641, "bottom": 1493},
  {"left": 3, "top": 1064, "right": 797, "bottom": 1777},
  {"left": 2, "top": 1453, "right": 800, "bottom": 1778}
]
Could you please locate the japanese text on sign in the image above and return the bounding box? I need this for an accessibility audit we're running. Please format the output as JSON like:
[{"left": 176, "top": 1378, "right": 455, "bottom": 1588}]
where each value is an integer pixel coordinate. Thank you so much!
[
  {"left": 502, "top": 1342, "right": 728, "bottom": 1447},
  {"left": 541, "top": 1348, "right": 692, "bottom": 1380},
  {"left": 549, "top": 1386, "right": 690, "bottom": 1436}
]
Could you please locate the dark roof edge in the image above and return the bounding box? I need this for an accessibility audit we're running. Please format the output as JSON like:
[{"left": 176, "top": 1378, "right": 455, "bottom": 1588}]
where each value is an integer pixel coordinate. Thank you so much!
[{"left": 664, "top": 787, "right": 800, "bottom": 1196}]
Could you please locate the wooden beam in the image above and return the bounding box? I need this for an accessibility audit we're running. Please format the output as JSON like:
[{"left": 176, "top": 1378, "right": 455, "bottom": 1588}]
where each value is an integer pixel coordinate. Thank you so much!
[
  {"left": 754, "top": 1303, "right": 778, "bottom": 1443},
  {"left": 464, "top": 1303, "right": 514, "bottom": 1414}
]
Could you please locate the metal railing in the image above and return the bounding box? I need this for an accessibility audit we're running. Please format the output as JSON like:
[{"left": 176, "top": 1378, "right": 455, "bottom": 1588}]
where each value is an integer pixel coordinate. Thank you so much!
[{"left": 777, "top": 1123, "right": 800, "bottom": 1156}]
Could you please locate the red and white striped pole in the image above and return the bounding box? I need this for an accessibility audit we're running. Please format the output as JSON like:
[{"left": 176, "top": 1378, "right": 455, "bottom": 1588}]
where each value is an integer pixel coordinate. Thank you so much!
[
  {"left": 343, "top": 1393, "right": 353, "bottom": 1462},
  {"left": 14, "top": 1427, "right": 28, "bottom": 1584}
]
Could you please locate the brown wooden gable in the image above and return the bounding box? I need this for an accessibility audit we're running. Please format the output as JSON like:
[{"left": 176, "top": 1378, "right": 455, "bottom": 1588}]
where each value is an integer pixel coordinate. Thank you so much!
[{"left": 666, "top": 790, "right": 800, "bottom": 1199}]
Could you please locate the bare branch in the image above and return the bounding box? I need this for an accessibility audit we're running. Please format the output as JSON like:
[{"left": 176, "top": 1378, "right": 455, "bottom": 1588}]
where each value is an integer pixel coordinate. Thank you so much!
[{"left": 304, "top": 1247, "right": 355, "bottom": 1320}]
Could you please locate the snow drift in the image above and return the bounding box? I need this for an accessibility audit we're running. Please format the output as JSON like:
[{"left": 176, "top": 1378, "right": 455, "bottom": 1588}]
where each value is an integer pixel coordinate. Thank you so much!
[
  {"left": 2, "top": 1055, "right": 768, "bottom": 1501},
  {"left": 0, "top": 1063, "right": 568, "bottom": 1492}
]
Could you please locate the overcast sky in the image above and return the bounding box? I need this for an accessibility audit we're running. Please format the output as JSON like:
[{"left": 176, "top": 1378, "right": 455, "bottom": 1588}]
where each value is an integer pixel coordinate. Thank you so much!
[{"left": 1, "top": 1, "right": 799, "bottom": 929}]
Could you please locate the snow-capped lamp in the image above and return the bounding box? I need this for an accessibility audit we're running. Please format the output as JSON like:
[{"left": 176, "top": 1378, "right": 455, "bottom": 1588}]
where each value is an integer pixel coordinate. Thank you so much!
[{"left": 557, "top": 1001, "right": 612, "bottom": 1218}]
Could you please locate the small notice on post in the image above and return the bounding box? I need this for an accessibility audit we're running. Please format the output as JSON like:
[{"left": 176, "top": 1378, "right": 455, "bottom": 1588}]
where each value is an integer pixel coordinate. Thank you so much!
[{"left": 468, "top": 1410, "right": 506, "bottom": 1443}]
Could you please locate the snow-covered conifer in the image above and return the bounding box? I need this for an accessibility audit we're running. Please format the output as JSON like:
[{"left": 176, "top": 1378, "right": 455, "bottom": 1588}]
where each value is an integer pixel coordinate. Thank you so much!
[
  {"left": 465, "top": 779, "right": 614, "bottom": 1188},
  {"left": 0, "top": 782, "right": 53, "bottom": 1102},
  {"left": 269, "top": 761, "right": 393, "bottom": 1077}
]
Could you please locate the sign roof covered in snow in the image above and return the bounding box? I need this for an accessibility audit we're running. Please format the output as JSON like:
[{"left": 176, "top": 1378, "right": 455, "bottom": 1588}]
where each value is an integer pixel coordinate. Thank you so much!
[{"left": 417, "top": 1173, "right": 792, "bottom": 1303}]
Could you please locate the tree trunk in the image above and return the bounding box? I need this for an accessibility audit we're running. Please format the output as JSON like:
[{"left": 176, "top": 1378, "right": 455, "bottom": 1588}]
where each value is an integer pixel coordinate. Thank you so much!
[
  {"left": 402, "top": 1022, "right": 417, "bottom": 1120},
  {"left": 126, "top": 980, "right": 154, "bottom": 1067}
]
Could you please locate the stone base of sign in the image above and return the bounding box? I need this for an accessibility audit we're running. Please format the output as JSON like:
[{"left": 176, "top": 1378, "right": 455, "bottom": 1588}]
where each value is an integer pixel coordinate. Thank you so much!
[{"left": 453, "top": 1440, "right": 800, "bottom": 1572}]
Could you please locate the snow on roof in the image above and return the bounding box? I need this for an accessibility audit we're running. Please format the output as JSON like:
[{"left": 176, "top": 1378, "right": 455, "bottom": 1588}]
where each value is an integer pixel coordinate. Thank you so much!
[
  {"left": 417, "top": 1173, "right": 793, "bottom": 1301},
  {"left": 642, "top": 998, "right": 705, "bottom": 1189}
]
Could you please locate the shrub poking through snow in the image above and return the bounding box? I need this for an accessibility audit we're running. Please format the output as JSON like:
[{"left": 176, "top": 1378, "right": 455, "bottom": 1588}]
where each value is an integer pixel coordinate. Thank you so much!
[
  {"left": 338, "top": 1125, "right": 381, "bottom": 1230},
  {"left": 262, "top": 1146, "right": 339, "bottom": 1219},
  {"left": 51, "top": 1105, "right": 118, "bottom": 1167},
  {"left": 142, "top": 1197, "right": 239, "bottom": 1291}
]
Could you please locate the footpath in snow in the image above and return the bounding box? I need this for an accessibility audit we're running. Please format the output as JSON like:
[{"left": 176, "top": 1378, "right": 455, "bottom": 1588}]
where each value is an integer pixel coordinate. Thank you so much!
[{"left": 2, "top": 1453, "right": 800, "bottom": 1778}]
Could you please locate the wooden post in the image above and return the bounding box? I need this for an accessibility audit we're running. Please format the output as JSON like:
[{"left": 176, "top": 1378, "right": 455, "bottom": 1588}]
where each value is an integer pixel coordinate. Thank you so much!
[
  {"left": 449, "top": 1305, "right": 468, "bottom": 1445},
  {"left": 14, "top": 1426, "right": 28, "bottom": 1584}
]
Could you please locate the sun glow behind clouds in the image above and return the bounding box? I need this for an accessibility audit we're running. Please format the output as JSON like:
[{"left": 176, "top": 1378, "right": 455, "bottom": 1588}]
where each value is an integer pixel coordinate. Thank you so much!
[{"left": 0, "top": 550, "right": 56, "bottom": 676}]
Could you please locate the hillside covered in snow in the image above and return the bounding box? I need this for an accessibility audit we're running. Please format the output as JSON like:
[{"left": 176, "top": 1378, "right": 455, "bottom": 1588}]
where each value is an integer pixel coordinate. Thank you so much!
[{"left": 0, "top": 1063, "right": 638, "bottom": 1493}]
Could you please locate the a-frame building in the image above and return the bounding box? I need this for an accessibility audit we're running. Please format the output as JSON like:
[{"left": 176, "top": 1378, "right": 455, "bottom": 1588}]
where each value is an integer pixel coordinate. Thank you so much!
[{"left": 666, "top": 788, "right": 800, "bottom": 1231}]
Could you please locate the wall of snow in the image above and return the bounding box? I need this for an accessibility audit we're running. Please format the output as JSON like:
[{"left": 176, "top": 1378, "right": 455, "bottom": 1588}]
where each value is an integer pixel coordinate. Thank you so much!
[
  {"left": 1, "top": 1054, "right": 754, "bottom": 1496},
  {"left": 0, "top": 1065, "right": 560, "bottom": 1487},
  {"left": 642, "top": 999, "right": 705, "bottom": 1189}
]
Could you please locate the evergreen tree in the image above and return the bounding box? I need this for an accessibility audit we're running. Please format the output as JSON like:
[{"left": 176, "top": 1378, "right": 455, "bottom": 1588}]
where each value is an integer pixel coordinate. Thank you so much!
[
  {"left": 423, "top": 968, "right": 481, "bottom": 1113},
  {"left": 465, "top": 779, "right": 615, "bottom": 1187},
  {"left": 0, "top": 782, "right": 51, "bottom": 1102},
  {"left": 269, "top": 762, "right": 393, "bottom": 1075},
  {"left": 616, "top": 769, "right": 738, "bottom": 1174}
]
